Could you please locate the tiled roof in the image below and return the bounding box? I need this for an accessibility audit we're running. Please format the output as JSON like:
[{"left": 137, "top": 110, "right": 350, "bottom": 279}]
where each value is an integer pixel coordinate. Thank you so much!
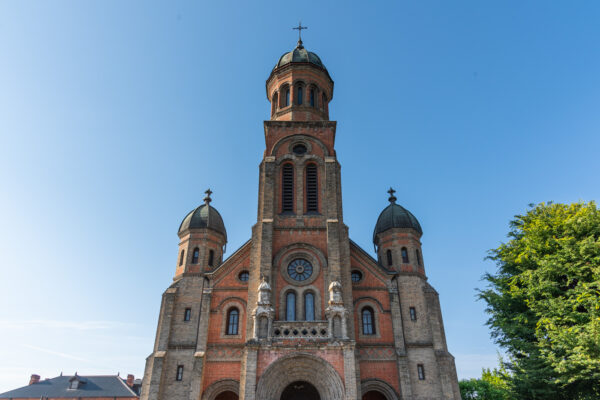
[{"left": 0, "top": 375, "right": 138, "bottom": 399}]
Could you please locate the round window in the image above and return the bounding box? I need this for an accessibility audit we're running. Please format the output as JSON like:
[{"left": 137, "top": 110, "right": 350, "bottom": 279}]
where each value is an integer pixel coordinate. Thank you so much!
[
  {"left": 287, "top": 259, "right": 313, "bottom": 281},
  {"left": 238, "top": 271, "right": 249, "bottom": 282},
  {"left": 351, "top": 270, "right": 363, "bottom": 283},
  {"left": 292, "top": 144, "right": 307, "bottom": 155}
]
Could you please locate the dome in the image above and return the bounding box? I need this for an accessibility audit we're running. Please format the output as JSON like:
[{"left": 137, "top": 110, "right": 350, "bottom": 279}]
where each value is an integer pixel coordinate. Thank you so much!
[
  {"left": 274, "top": 41, "right": 326, "bottom": 71},
  {"left": 373, "top": 190, "right": 422, "bottom": 243},
  {"left": 178, "top": 193, "right": 227, "bottom": 239}
]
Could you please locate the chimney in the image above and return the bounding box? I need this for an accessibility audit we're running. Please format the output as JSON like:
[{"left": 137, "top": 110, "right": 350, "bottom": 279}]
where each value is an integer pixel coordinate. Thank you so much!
[
  {"left": 29, "top": 374, "right": 41, "bottom": 385},
  {"left": 126, "top": 374, "right": 134, "bottom": 387}
]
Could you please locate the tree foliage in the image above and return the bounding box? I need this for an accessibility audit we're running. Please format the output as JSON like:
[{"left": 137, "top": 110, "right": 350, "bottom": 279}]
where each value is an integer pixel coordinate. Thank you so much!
[
  {"left": 480, "top": 202, "right": 600, "bottom": 399},
  {"left": 459, "top": 368, "right": 511, "bottom": 400}
]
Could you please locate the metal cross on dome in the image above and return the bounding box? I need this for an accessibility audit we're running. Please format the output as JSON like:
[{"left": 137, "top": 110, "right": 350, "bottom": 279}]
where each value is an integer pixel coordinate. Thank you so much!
[
  {"left": 387, "top": 187, "right": 397, "bottom": 203},
  {"left": 204, "top": 188, "right": 213, "bottom": 205},
  {"left": 293, "top": 21, "right": 308, "bottom": 40}
]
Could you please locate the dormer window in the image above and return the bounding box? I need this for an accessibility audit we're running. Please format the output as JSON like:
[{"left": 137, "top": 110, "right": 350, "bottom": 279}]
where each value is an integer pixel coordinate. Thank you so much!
[{"left": 68, "top": 376, "right": 84, "bottom": 390}]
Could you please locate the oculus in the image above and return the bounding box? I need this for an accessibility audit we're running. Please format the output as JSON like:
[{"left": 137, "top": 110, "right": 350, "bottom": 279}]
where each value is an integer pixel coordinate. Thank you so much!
[{"left": 287, "top": 258, "right": 313, "bottom": 281}]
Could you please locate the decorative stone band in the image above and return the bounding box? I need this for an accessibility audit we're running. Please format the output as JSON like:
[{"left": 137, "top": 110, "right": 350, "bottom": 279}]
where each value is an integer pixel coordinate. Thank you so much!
[{"left": 272, "top": 320, "right": 329, "bottom": 340}]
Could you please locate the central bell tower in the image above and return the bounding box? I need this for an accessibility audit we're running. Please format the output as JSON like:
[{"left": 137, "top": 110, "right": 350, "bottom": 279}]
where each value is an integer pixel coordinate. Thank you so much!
[{"left": 241, "top": 37, "right": 359, "bottom": 400}]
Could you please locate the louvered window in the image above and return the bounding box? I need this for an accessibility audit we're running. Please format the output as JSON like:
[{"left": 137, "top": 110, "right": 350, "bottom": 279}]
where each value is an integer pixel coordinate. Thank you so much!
[
  {"left": 306, "top": 164, "right": 318, "bottom": 213},
  {"left": 282, "top": 164, "right": 294, "bottom": 213}
]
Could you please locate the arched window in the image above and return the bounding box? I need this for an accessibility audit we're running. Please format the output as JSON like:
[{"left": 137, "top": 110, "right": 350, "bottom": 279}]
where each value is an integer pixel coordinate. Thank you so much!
[
  {"left": 226, "top": 308, "right": 239, "bottom": 335},
  {"left": 282, "top": 163, "right": 294, "bottom": 213},
  {"left": 310, "top": 89, "right": 315, "bottom": 107},
  {"left": 192, "top": 247, "right": 199, "bottom": 264},
  {"left": 322, "top": 93, "right": 327, "bottom": 110},
  {"left": 401, "top": 247, "right": 409, "bottom": 263},
  {"left": 306, "top": 164, "right": 318, "bottom": 212},
  {"left": 208, "top": 250, "right": 215, "bottom": 267},
  {"left": 285, "top": 88, "right": 290, "bottom": 107},
  {"left": 416, "top": 249, "right": 422, "bottom": 266},
  {"left": 296, "top": 85, "right": 303, "bottom": 105},
  {"left": 179, "top": 250, "right": 185, "bottom": 266},
  {"left": 286, "top": 292, "right": 296, "bottom": 321},
  {"left": 271, "top": 92, "right": 278, "bottom": 115},
  {"left": 304, "top": 292, "right": 315, "bottom": 321},
  {"left": 386, "top": 249, "right": 393, "bottom": 266},
  {"left": 362, "top": 307, "right": 375, "bottom": 335}
]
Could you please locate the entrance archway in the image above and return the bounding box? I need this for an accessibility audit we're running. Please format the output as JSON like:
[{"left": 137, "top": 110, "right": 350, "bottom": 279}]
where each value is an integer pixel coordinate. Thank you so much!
[
  {"left": 362, "top": 391, "right": 387, "bottom": 400},
  {"left": 281, "top": 381, "right": 320, "bottom": 400},
  {"left": 215, "top": 392, "right": 238, "bottom": 400},
  {"left": 255, "top": 353, "right": 344, "bottom": 400}
]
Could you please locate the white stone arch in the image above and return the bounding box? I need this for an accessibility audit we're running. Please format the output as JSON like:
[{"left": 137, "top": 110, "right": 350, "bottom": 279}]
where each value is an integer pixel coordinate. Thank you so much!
[
  {"left": 202, "top": 379, "right": 239, "bottom": 400},
  {"left": 255, "top": 353, "right": 345, "bottom": 400},
  {"left": 360, "top": 379, "right": 399, "bottom": 400}
]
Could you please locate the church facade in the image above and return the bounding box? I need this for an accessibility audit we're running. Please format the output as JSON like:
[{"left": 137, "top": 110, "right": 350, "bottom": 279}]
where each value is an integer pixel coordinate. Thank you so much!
[{"left": 140, "top": 39, "right": 461, "bottom": 400}]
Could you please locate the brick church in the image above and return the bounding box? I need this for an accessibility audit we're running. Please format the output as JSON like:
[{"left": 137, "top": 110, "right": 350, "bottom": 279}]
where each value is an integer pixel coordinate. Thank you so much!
[{"left": 139, "top": 35, "right": 461, "bottom": 400}]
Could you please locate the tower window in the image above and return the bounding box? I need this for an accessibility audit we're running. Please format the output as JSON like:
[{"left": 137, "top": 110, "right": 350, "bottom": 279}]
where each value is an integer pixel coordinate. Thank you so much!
[
  {"left": 238, "top": 270, "right": 249, "bottom": 282},
  {"left": 306, "top": 164, "right": 318, "bottom": 213},
  {"left": 179, "top": 250, "right": 185, "bottom": 266},
  {"left": 292, "top": 144, "right": 307, "bottom": 155},
  {"left": 282, "top": 164, "right": 294, "bottom": 213},
  {"left": 192, "top": 248, "right": 199, "bottom": 264},
  {"left": 226, "top": 308, "right": 239, "bottom": 335},
  {"left": 409, "top": 307, "right": 417, "bottom": 321},
  {"left": 184, "top": 308, "right": 191, "bottom": 322},
  {"left": 362, "top": 307, "right": 375, "bottom": 335},
  {"left": 322, "top": 93, "right": 327, "bottom": 110},
  {"left": 416, "top": 249, "right": 422, "bottom": 266},
  {"left": 417, "top": 364, "right": 425, "bottom": 380},
  {"left": 296, "top": 85, "right": 303, "bottom": 105},
  {"left": 401, "top": 247, "right": 409, "bottom": 263},
  {"left": 351, "top": 270, "right": 363, "bottom": 283},
  {"left": 386, "top": 249, "right": 393, "bottom": 266},
  {"left": 176, "top": 365, "right": 184, "bottom": 381},
  {"left": 208, "top": 250, "right": 214, "bottom": 267},
  {"left": 285, "top": 88, "right": 290, "bottom": 106},
  {"left": 271, "top": 92, "right": 278, "bottom": 115},
  {"left": 310, "top": 89, "right": 315, "bottom": 107},
  {"left": 304, "top": 292, "right": 315, "bottom": 321},
  {"left": 286, "top": 291, "right": 296, "bottom": 321}
]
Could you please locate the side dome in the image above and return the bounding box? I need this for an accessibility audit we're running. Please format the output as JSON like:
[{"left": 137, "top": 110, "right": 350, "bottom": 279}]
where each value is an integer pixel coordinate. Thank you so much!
[
  {"left": 178, "top": 196, "right": 227, "bottom": 240},
  {"left": 274, "top": 41, "right": 326, "bottom": 71},
  {"left": 373, "top": 190, "right": 422, "bottom": 243}
]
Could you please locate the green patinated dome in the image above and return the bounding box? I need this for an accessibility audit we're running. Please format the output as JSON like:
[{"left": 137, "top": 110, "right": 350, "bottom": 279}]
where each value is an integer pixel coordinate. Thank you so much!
[
  {"left": 178, "top": 203, "right": 227, "bottom": 239},
  {"left": 373, "top": 191, "right": 422, "bottom": 243},
  {"left": 274, "top": 41, "right": 326, "bottom": 70}
]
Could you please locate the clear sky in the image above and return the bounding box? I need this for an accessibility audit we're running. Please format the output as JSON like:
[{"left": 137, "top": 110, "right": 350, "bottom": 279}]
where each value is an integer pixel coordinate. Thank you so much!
[{"left": 1, "top": 0, "right": 599, "bottom": 392}]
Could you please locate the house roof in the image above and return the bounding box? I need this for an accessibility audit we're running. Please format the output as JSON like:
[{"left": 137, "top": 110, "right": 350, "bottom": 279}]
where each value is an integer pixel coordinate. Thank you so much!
[{"left": 0, "top": 375, "right": 138, "bottom": 399}]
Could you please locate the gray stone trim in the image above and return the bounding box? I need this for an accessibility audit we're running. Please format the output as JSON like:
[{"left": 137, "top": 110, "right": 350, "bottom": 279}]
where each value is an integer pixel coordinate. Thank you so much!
[
  {"left": 202, "top": 379, "right": 239, "bottom": 400},
  {"left": 360, "top": 379, "right": 399, "bottom": 400}
]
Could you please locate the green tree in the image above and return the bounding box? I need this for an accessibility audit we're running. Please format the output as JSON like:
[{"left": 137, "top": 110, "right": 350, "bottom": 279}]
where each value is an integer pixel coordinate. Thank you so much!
[
  {"left": 459, "top": 368, "right": 511, "bottom": 400},
  {"left": 480, "top": 202, "right": 600, "bottom": 399}
]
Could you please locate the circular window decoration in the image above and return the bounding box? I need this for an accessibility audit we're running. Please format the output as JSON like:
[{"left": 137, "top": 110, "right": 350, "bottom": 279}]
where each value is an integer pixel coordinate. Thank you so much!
[
  {"left": 292, "top": 144, "right": 307, "bottom": 155},
  {"left": 238, "top": 271, "right": 249, "bottom": 282},
  {"left": 287, "top": 259, "right": 313, "bottom": 281},
  {"left": 351, "top": 270, "right": 363, "bottom": 283}
]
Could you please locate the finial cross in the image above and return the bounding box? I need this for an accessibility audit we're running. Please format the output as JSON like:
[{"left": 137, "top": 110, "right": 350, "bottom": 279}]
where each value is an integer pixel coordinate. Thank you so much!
[
  {"left": 387, "top": 187, "right": 397, "bottom": 203},
  {"left": 204, "top": 188, "right": 213, "bottom": 205},
  {"left": 293, "top": 21, "right": 308, "bottom": 41}
]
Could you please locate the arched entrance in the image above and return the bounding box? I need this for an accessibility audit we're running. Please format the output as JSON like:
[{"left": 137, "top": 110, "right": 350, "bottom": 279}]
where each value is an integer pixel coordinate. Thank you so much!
[
  {"left": 362, "top": 391, "right": 387, "bottom": 400},
  {"left": 255, "top": 353, "right": 344, "bottom": 400},
  {"left": 215, "top": 392, "right": 238, "bottom": 400},
  {"left": 281, "top": 381, "right": 320, "bottom": 400}
]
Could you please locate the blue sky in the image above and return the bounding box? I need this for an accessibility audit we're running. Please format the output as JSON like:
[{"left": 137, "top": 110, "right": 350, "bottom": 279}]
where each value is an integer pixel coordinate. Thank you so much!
[{"left": 1, "top": 0, "right": 599, "bottom": 391}]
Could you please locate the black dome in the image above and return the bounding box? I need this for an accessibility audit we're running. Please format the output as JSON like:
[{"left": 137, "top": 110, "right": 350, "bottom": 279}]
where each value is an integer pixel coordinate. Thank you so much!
[
  {"left": 373, "top": 196, "right": 422, "bottom": 243},
  {"left": 274, "top": 41, "right": 326, "bottom": 71},
  {"left": 178, "top": 203, "right": 227, "bottom": 239}
]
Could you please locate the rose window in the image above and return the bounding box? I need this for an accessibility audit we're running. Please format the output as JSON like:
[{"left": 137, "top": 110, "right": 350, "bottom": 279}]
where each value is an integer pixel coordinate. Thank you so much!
[{"left": 287, "top": 259, "right": 313, "bottom": 281}]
